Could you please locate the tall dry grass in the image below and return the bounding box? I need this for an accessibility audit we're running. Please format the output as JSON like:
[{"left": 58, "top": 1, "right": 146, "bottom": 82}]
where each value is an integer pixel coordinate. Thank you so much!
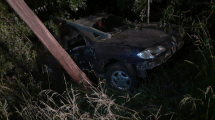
[{"left": 15, "top": 78, "right": 143, "bottom": 120}]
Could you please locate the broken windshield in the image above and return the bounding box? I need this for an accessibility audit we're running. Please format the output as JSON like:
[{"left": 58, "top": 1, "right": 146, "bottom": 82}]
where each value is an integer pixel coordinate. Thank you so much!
[
  {"left": 91, "top": 15, "right": 129, "bottom": 42},
  {"left": 92, "top": 15, "right": 125, "bottom": 32}
]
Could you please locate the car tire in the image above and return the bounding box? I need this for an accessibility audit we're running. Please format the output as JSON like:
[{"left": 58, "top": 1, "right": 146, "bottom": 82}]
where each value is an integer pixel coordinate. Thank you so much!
[{"left": 106, "top": 63, "right": 137, "bottom": 91}]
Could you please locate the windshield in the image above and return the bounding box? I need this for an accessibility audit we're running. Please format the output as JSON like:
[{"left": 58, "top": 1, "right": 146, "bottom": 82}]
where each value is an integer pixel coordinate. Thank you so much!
[
  {"left": 67, "top": 15, "right": 128, "bottom": 43},
  {"left": 90, "top": 15, "right": 128, "bottom": 42},
  {"left": 93, "top": 15, "right": 125, "bottom": 33}
]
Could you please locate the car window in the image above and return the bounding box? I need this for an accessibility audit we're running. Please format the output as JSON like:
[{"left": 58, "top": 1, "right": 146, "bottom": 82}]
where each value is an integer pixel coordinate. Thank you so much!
[{"left": 92, "top": 15, "right": 125, "bottom": 33}]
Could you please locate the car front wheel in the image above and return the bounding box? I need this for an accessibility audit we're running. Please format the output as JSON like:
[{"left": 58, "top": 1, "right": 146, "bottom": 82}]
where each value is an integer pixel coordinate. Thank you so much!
[{"left": 106, "top": 63, "right": 137, "bottom": 91}]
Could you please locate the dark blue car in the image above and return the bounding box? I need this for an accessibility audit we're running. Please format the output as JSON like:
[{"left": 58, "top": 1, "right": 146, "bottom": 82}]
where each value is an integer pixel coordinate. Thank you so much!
[{"left": 62, "top": 14, "right": 185, "bottom": 90}]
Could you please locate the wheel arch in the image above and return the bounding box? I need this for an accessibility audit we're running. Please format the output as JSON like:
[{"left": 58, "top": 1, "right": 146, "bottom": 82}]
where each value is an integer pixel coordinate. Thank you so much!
[
  {"left": 103, "top": 60, "right": 138, "bottom": 77},
  {"left": 103, "top": 59, "right": 120, "bottom": 73}
]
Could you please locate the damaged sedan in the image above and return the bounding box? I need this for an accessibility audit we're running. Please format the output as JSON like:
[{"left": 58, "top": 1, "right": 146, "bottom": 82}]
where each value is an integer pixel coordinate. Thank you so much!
[{"left": 61, "top": 14, "right": 185, "bottom": 90}]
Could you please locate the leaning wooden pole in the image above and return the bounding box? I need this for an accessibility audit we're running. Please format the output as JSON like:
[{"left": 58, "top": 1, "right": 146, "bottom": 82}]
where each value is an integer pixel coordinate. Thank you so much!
[{"left": 6, "top": 0, "right": 93, "bottom": 89}]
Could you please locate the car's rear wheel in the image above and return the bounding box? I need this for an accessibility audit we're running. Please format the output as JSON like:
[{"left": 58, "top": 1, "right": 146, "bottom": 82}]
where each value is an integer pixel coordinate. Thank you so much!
[{"left": 106, "top": 63, "right": 137, "bottom": 91}]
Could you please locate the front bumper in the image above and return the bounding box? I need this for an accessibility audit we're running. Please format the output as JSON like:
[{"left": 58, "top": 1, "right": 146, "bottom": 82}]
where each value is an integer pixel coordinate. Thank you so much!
[{"left": 135, "top": 40, "right": 184, "bottom": 78}]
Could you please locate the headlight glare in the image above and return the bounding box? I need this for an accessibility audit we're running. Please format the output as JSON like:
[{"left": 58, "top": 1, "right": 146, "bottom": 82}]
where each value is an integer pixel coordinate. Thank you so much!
[
  {"left": 137, "top": 46, "right": 166, "bottom": 59},
  {"left": 150, "top": 46, "right": 166, "bottom": 56},
  {"left": 137, "top": 50, "right": 155, "bottom": 59}
]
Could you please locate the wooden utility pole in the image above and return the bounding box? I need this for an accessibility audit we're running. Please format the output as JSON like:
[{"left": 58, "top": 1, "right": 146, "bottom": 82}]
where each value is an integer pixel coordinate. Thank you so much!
[
  {"left": 147, "top": 0, "right": 150, "bottom": 24},
  {"left": 6, "top": 0, "right": 93, "bottom": 89}
]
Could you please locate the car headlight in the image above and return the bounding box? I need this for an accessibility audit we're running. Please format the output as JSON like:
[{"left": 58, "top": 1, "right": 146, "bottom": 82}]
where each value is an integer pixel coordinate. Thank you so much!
[{"left": 137, "top": 46, "right": 166, "bottom": 59}]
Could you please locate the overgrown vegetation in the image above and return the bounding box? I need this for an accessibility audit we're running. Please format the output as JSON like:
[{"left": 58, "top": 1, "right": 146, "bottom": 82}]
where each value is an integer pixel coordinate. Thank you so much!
[{"left": 1, "top": 0, "right": 215, "bottom": 119}]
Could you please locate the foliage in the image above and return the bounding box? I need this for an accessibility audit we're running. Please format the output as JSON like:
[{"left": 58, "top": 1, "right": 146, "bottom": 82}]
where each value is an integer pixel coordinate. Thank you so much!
[
  {"left": 26, "top": 0, "right": 87, "bottom": 19},
  {"left": 1, "top": 0, "right": 215, "bottom": 119},
  {"left": 132, "top": 0, "right": 148, "bottom": 21},
  {"left": 0, "top": 1, "right": 41, "bottom": 119},
  {"left": 117, "top": 0, "right": 134, "bottom": 9},
  {"left": 57, "top": 0, "right": 87, "bottom": 12},
  {"left": 132, "top": 0, "right": 162, "bottom": 21}
]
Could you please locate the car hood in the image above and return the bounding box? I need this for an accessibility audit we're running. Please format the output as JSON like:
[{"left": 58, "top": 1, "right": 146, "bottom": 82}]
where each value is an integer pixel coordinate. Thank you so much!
[{"left": 101, "top": 28, "right": 173, "bottom": 48}]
